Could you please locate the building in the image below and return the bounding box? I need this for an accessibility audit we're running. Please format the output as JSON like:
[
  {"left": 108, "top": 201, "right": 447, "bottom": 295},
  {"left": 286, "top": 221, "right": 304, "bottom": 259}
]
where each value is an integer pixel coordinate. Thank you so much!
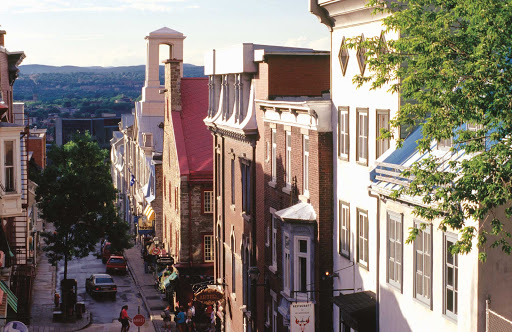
[
  {"left": 204, "top": 43, "right": 329, "bottom": 332},
  {"left": 160, "top": 29, "right": 212, "bottom": 305},
  {"left": 56, "top": 116, "right": 121, "bottom": 149},
  {"left": 310, "top": 1, "right": 512, "bottom": 331},
  {"left": 26, "top": 127, "right": 47, "bottom": 170},
  {"left": 0, "top": 28, "right": 33, "bottom": 325}
]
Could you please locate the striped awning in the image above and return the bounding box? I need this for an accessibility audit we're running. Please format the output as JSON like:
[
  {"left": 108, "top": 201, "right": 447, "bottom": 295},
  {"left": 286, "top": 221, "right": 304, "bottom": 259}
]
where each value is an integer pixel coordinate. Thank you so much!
[
  {"left": 143, "top": 205, "right": 155, "bottom": 223},
  {"left": 0, "top": 280, "right": 17, "bottom": 313}
]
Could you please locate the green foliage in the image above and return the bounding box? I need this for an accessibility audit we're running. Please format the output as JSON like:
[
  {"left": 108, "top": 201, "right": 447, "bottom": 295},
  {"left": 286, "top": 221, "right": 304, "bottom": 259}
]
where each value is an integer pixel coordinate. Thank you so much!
[
  {"left": 37, "top": 133, "right": 132, "bottom": 278},
  {"left": 347, "top": 0, "right": 512, "bottom": 259}
]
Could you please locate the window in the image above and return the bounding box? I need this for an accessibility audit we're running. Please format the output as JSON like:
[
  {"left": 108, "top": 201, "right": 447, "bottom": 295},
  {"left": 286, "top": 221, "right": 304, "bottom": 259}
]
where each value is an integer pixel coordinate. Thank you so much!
[
  {"left": 175, "top": 187, "right": 178, "bottom": 211},
  {"left": 283, "top": 233, "right": 290, "bottom": 294},
  {"left": 4, "top": 141, "right": 15, "bottom": 192},
  {"left": 339, "top": 201, "right": 350, "bottom": 257},
  {"left": 241, "top": 162, "right": 251, "bottom": 214},
  {"left": 387, "top": 212, "right": 403, "bottom": 290},
  {"left": 338, "top": 107, "right": 349, "bottom": 159},
  {"left": 272, "top": 295, "right": 278, "bottom": 332},
  {"left": 216, "top": 151, "right": 221, "bottom": 196},
  {"left": 203, "top": 191, "right": 214, "bottom": 214},
  {"left": 338, "top": 37, "right": 349, "bottom": 76},
  {"left": 303, "top": 135, "right": 309, "bottom": 196},
  {"left": 357, "top": 209, "right": 369, "bottom": 269},
  {"left": 231, "top": 235, "right": 236, "bottom": 294},
  {"left": 271, "top": 129, "right": 277, "bottom": 182},
  {"left": 295, "top": 237, "right": 310, "bottom": 298},
  {"left": 204, "top": 235, "right": 214, "bottom": 262},
  {"left": 272, "top": 214, "right": 277, "bottom": 269},
  {"left": 357, "top": 109, "right": 369, "bottom": 165},
  {"left": 438, "top": 138, "right": 452, "bottom": 150},
  {"left": 414, "top": 222, "right": 432, "bottom": 307},
  {"left": 376, "top": 110, "right": 390, "bottom": 158},
  {"left": 285, "top": 131, "right": 291, "bottom": 187},
  {"left": 356, "top": 34, "right": 367, "bottom": 75},
  {"left": 231, "top": 158, "right": 235, "bottom": 205},
  {"left": 444, "top": 234, "right": 458, "bottom": 319}
]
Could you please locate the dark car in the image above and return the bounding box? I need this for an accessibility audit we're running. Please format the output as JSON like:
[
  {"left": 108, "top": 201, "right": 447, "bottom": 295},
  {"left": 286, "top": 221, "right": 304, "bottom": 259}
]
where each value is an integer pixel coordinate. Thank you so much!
[
  {"left": 101, "top": 242, "right": 112, "bottom": 263},
  {"left": 85, "top": 274, "right": 117, "bottom": 299},
  {"left": 106, "top": 256, "right": 128, "bottom": 274}
]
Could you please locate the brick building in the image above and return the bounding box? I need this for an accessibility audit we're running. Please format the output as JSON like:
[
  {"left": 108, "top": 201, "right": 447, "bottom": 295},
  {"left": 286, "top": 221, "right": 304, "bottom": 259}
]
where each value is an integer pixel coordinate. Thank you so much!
[
  {"left": 27, "top": 128, "right": 46, "bottom": 170},
  {"left": 258, "top": 97, "right": 332, "bottom": 332},
  {"left": 161, "top": 29, "right": 213, "bottom": 305},
  {"left": 204, "top": 43, "right": 329, "bottom": 332}
]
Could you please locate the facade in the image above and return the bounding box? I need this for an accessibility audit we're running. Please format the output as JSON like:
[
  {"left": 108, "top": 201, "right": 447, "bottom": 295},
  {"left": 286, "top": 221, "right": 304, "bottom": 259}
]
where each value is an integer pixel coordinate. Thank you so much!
[
  {"left": 258, "top": 96, "right": 332, "bottom": 332},
  {"left": 311, "top": 1, "right": 512, "bottom": 331},
  {"left": 160, "top": 28, "right": 213, "bottom": 305},
  {"left": 56, "top": 116, "right": 121, "bottom": 148},
  {"left": 27, "top": 128, "right": 47, "bottom": 170},
  {"left": 204, "top": 43, "right": 329, "bottom": 332}
]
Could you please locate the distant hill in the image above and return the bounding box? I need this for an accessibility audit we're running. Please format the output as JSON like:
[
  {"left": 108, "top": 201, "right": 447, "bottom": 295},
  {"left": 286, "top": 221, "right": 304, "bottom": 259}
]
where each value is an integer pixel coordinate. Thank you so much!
[{"left": 19, "top": 63, "right": 205, "bottom": 77}]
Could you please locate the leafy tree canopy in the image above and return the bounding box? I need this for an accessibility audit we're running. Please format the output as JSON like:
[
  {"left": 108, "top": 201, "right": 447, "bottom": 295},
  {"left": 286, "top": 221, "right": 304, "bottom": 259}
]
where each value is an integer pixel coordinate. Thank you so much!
[
  {"left": 349, "top": 0, "right": 512, "bottom": 261},
  {"left": 36, "top": 132, "right": 131, "bottom": 278}
]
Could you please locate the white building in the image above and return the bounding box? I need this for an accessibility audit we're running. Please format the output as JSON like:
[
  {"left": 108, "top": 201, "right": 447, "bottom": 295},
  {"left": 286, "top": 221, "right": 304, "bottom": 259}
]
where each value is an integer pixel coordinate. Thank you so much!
[{"left": 310, "top": 1, "right": 512, "bottom": 332}]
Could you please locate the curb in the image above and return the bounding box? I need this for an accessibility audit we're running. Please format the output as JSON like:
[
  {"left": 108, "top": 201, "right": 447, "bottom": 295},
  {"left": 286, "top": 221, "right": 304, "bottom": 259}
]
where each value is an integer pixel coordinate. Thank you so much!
[{"left": 125, "top": 249, "right": 160, "bottom": 332}]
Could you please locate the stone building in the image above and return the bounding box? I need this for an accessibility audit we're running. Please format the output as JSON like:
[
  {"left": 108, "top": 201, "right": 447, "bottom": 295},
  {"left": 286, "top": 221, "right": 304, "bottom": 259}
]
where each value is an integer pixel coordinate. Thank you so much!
[{"left": 160, "top": 29, "right": 213, "bottom": 305}]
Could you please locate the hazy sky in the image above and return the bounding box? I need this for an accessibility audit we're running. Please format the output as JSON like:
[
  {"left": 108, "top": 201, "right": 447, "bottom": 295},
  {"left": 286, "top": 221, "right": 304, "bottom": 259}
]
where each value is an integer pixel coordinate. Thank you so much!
[{"left": 0, "top": 0, "right": 330, "bottom": 67}]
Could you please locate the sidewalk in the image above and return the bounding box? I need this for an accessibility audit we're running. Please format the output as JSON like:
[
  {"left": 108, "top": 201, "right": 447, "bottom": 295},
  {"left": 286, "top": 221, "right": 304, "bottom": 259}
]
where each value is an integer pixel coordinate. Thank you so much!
[
  {"left": 124, "top": 244, "right": 175, "bottom": 332},
  {"left": 29, "top": 249, "right": 91, "bottom": 332}
]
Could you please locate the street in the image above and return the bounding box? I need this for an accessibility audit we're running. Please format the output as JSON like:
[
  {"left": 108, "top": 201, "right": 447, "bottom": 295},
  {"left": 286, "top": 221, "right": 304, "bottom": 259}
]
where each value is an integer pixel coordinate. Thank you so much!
[{"left": 57, "top": 243, "right": 150, "bottom": 325}]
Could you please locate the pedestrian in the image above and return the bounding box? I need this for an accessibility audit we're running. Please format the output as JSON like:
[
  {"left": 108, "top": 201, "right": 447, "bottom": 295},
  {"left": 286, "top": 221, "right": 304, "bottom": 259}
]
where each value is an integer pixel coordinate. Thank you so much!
[
  {"left": 175, "top": 305, "right": 187, "bottom": 332},
  {"left": 162, "top": 305, "right": 172, "bottom": 332},
  {"left": 186, "top": 301, "right": 196, "bottom": 332},
  {"left": 119, "top": 305, "right": 132, "bottom": 332}
]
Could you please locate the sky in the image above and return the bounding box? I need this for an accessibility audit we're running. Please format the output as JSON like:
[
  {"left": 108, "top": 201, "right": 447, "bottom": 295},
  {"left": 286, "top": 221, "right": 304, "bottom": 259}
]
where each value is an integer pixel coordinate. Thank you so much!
[{"left": 0, "top": 0, "right": 330, "bottom": 67}]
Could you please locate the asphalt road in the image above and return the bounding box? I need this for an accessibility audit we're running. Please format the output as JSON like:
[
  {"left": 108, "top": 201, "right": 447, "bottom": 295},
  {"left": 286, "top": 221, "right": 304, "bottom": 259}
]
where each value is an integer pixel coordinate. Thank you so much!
[{"left": 56, "top": 244, "right": 150, "bottom": 325}]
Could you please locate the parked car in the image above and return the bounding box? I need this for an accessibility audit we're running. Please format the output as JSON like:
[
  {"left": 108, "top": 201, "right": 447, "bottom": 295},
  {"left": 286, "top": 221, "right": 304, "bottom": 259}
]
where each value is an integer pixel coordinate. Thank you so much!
[
  {"left": 106, "top": 256, "right": 128, "bottom": 274},
  {"left": 85, "top": 274, "right": 117, "bottom": 299},
  {"left": 101, "top": 242, "right": 112, "bottom": 263}
]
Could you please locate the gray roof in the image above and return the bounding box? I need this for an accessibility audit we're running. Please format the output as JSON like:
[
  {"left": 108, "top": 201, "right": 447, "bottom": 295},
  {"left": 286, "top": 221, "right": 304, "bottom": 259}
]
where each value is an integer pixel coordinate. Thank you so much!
[{"left": 275, "top": 202, "right": 316, "bottom": 221}]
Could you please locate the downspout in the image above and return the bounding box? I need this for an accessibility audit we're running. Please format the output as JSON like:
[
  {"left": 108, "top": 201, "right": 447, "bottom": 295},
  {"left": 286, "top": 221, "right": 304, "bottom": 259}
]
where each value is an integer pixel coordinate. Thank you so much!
[
  {"left": 251, "top": 140, "right": 257, "bottom": 330},
  {"left": 368, "top": 186, "right": 380, "bottom": 332},
  {"left": 221, "top": 135, "right": 226, "bottom": 332}
]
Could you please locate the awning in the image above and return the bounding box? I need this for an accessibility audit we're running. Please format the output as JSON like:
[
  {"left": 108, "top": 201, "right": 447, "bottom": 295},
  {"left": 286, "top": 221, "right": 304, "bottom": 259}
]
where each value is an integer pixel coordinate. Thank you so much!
[
  {"left": 275, "top": 202, "right": 316, "bottom": 222},
  {"left": 333, "top": 291, "right": 376, "bottom": 332},
  {"left": 0, "top": 280, "right": 18, "bottom": 313},
  {"left": 143, "top": 205, "right": 155, "bottom": 223}
]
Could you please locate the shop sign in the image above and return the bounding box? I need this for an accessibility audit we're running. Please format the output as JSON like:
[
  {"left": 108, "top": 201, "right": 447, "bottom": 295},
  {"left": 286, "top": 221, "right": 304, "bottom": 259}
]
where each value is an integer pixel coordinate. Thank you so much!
[
  {"left": 290, "top": 302, "right": 314, "bottom": 332},
  {"left": 157, "top": 257, "right": 174, "bottom": 265},
  {"left": 195, "top": 288, "right": 224, "bottom": 305}
]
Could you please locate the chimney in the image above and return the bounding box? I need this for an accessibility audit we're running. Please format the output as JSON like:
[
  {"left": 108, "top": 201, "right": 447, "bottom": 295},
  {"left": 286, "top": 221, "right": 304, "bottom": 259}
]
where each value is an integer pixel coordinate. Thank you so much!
[
  {"left": 164, "top": 59, "right": 182, "bottom": 112},
  {"left": 0, "top": 30, "right": 6, "bottom": 47}
]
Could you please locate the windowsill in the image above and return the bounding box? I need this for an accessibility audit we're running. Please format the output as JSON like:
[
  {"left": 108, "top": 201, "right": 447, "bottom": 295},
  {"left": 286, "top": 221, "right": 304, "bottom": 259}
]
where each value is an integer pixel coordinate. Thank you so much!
[
  {"left": 443, "top": 313, "right": 458, "bottom": 324},
  {"left": 357, "top": 261, "right": 369, "bottom": 271},
  {"left": 280, "top": 291, "right": 293, "bottom": 301},
  {"left": 356, "top": 160, "right": 368, "bottom": 167},
  {"left": 282, "top": 186, "right": 291, "bottom": 195},
  {"left": 340, "top": 252, "right": 350, "bottom": 260},
  {"left": 230, "top": 293, "right": 236, "bottom": 302},
  {"left": 386, "top": 281, "right": 402, "bottom": 294},
  {"left": 265, "top": 241, "right": 270, "bottom": 248},
  {"left": 338, "top": 155, "right": 349, "bottom": 162},
  {"left": 413, "top": 297, "right": 432, "bottom": 310},
  {"left": 242, "top": 213, "right": 251, "bottom": 222},
  {"left": 268, "top": 265, "right": 277, "bottom": 274},
  {"left": 298, "top": 194, "right": 309, "bottom": 203},
  {"left": 230, "top": 204, "right": 236, "bottom": 212},
  {"left": 268, "top": 180, "right": 277, "bottom": 188},
  {"left": 265, "top": 322, "right": 270, "bottom": 328}
]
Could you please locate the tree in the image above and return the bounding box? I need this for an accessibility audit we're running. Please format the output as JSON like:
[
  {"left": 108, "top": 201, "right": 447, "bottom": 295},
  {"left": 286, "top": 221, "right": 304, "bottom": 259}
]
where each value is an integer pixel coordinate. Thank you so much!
[
  {"left": 36, "top": 133, "right": 132, "bottom": 279},
  {"left": 349, "top": 0, "right": 512, "bottom": 260}
]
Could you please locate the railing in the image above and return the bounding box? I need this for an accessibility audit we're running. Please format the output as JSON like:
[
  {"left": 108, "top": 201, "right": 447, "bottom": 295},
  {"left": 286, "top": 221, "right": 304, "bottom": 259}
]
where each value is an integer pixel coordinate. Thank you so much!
[
  {"left": 374, "top": 162, "right": 413, "bottom": 187},
  {"left": 487, "top": 300, "right": 512, "bottom": 332}
]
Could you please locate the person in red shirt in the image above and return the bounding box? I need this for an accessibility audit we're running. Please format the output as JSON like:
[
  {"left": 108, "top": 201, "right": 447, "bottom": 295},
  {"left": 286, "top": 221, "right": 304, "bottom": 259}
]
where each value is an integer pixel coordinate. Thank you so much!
[{"left": 120, "top": 305, "right": 132, "bottom": 332}]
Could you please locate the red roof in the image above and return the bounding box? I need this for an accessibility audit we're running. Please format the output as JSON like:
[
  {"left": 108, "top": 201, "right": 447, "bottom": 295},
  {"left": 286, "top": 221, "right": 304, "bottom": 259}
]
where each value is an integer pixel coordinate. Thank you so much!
[{"left": 172, "top": 77, "right": 212, "bottom": 180}]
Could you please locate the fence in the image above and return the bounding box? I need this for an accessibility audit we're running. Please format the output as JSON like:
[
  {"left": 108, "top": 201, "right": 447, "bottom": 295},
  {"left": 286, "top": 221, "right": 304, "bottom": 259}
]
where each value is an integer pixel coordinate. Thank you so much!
[{"left": 487, "top": 299, "right": 512, "bottom": 332}]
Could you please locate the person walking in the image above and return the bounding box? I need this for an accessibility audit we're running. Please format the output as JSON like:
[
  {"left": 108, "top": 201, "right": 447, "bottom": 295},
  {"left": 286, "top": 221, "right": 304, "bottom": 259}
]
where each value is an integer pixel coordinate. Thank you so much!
[
  {"left": 119, "top": 305, "right": 132, "bottom": 332},
  {"left": 162, "top": 305, "right": 172, "bottom": 332},
  {"left": 186, "top": 301, "right": 196, "bottom": 332},
  {"left": 175, "top": 305, "right": 187, "bottom": 332}
]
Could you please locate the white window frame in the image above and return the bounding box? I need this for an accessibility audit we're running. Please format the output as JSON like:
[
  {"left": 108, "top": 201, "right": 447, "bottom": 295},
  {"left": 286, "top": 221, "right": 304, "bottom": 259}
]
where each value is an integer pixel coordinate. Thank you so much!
[
  {"left": 272, "top": 214, "right": 278, "bottom": 270},
  {"left": 356, "top": 108, "right": 369, "bottom": 165},
  {"left": 339, "top": 201, "right": 350, "bottom": 258},
  {"left": 376, "top": 109, "right": 390, "bottom": 159},
  {"left": 271, "top": 291, "right": 278, "bottom": 332},
  {"left": 414, "top": 221, "right": 432, "bottom": 307},
  {"left": 338, "top": 107, "right": 349, "bottom": 160},
  {"left": 438, "top": 138, "right": 452, "bottom": 150},
  {"left": 303, "top": 135, "right": 309, "bottom": 196},
  {"left": 203, "top": 190, "right": 214, "bottom": 214},
  {"left": 283, "top": 233, "right": 291, "bottom": 295},
  {"left": 271, "top": 129, "right": 277, "bottom": 183},
  {"left": 444, "top": 233, "right": 458, "bottom": 320},
  {"left": 3, "top": 140, "right": 16, "bottom": 193},
  {"left": 357, "top": 208, "right": 369, "bottom": 269},
  {"left": 294, "top": 236, "right": 311, "bottom": 300},
  {"left": 285, "top": 131, "right": 291, "bottom": 187},
  {"left": 387, "top": 211, "right": 403, "bottom": 290},
  {"left": 204, "top": 234, "right": 214, "bottom": 262}
]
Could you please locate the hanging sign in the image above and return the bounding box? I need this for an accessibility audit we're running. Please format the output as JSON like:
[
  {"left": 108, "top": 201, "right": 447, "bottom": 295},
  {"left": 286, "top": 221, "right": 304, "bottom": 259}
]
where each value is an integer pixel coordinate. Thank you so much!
[
  {"left": 290, "top": 302, "right": 315, "bottom": 332},
  {"left": 195, "top": 288, "right": 224, "bottom": 305}
]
